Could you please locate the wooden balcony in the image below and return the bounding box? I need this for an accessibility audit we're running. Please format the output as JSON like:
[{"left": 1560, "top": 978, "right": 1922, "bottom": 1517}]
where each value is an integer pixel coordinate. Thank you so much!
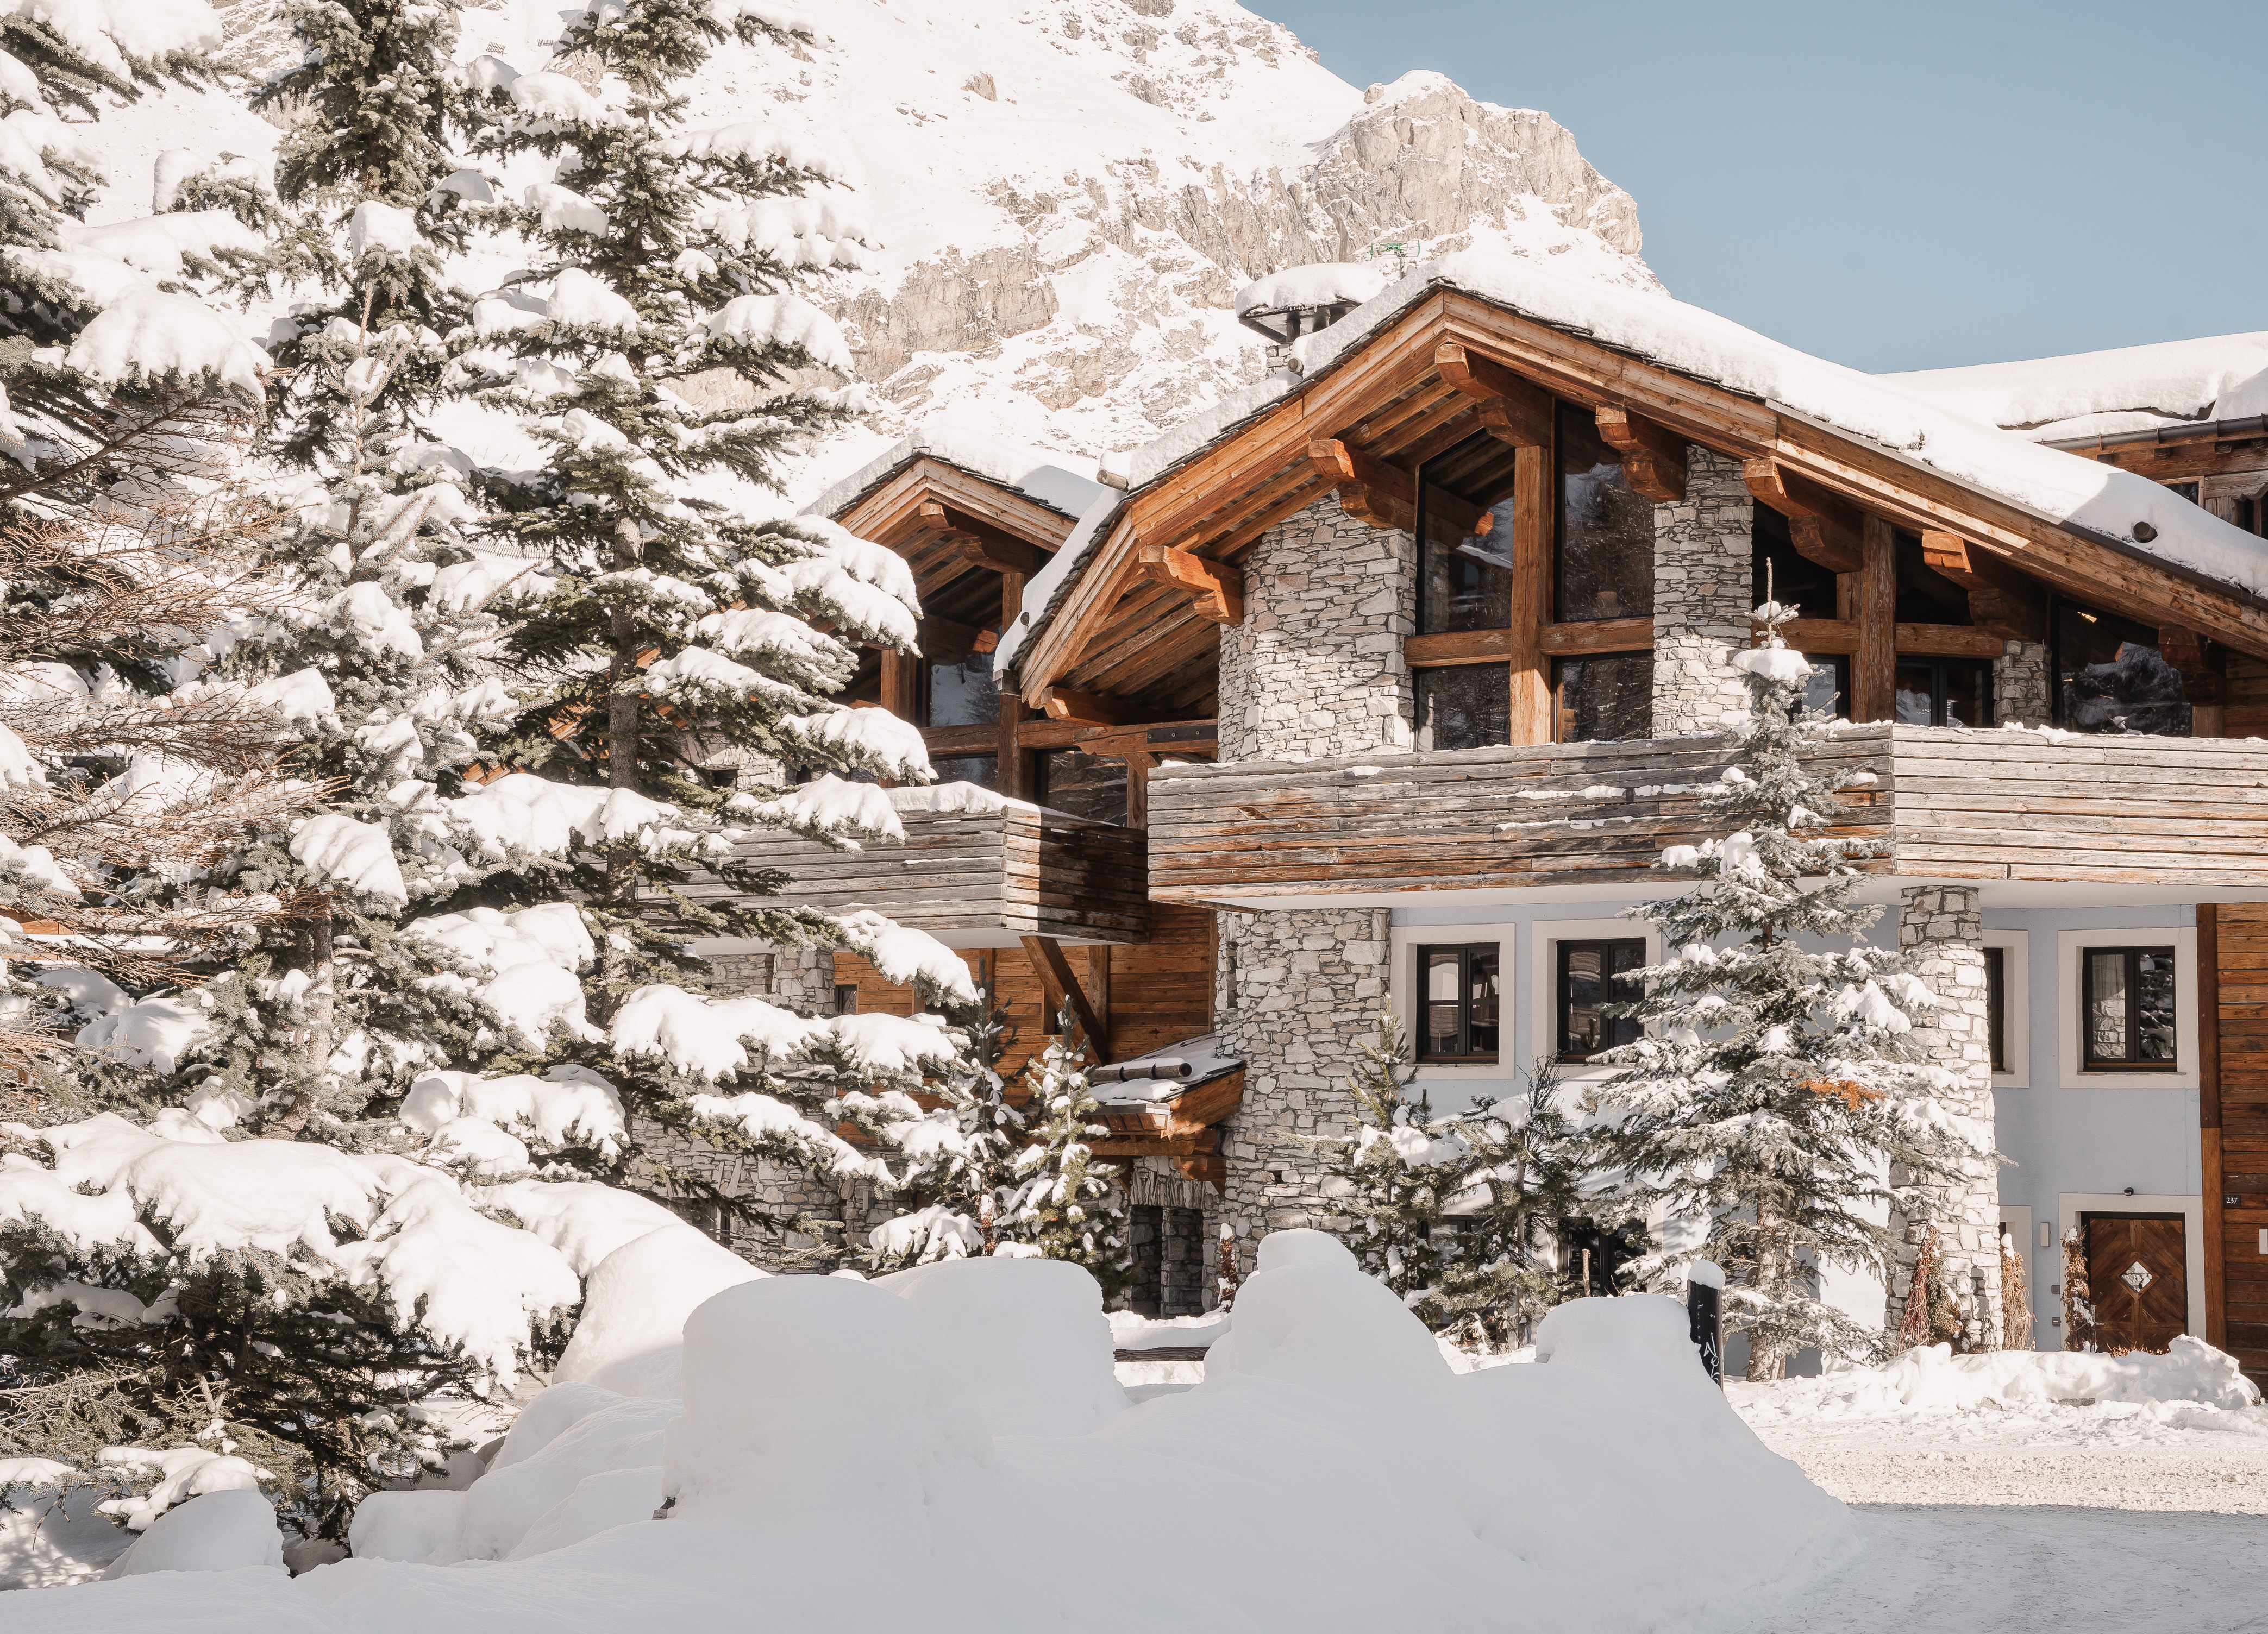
[
  {"left": 737, "top": 796, "right": 1150, "bottom": 944},
  {"left": 1145, "top": 725, "right": 2268, "bottom": 903}
]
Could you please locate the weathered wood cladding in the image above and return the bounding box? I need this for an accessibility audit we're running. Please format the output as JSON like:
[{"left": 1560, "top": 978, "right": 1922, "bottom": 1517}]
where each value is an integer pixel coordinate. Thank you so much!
[
  {"left": 2211, "top": 901, "right": 2268, "bottom": 1391},
  {"left": 1145, "top": 725, "right": 2268, "bottom": 900},
  {"left": 691, "top": 806, "right": 1150, "bottom": 942}
]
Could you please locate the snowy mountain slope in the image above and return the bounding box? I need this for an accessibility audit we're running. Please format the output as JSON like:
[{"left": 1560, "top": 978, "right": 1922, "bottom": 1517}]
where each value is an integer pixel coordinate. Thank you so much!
[{"left": 148, "top": 0, "right": 1653, "bottom": 505}]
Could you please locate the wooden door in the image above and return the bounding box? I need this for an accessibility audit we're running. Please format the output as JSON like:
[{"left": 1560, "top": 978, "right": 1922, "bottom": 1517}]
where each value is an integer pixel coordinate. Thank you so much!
[{"left": 2085, "top": 1214, "right": 2188, "bottom": 1354}]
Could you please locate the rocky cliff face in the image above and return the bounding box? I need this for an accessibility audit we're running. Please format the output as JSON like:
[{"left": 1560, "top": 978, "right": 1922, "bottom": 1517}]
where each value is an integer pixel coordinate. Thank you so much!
[{"left": 210, "top": 0, "right": 1655, "bottom": 489}]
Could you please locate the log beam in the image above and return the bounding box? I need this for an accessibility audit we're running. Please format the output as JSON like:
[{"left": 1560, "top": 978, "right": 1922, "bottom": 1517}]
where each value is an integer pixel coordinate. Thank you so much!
[
  {"left": 1135, "top": 543, "right": 1245, "bottom": 625},
  {"left": 1856, "top": 516, "right": 1896, "bottom": 721},
  {"left": 1306, "top": 439, "right": 1484, "bottom": 538},
  {"left": 1037, "top": 687, "right": 1129, "bottom": 726},
  {"left": 1434, "top": 341, "right": 1553, "bottom": 448},
  {"left": 1021, "top": 934, "right": 1110, "bottom": 1060},
  {"left": 1594, "top": 406, "right": 1687, "bottom": 503},
  {"left": 1920, "top": 530, "right": 2044, "bottom": 642},
  {"left": 1744, "top": 457, "right": 1865, "bottom": 575},
  {"left": 916, "top": 500, "right": 1050, "bottom": 576}
]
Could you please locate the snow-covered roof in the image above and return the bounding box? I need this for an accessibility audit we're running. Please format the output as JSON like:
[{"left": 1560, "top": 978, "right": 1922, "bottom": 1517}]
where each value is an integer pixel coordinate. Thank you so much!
[
  {"left": 1000, "top": 252, "right": 2268, "bottom": 680},
  {"left": 1233, "top": 261, "right": 1390, "bottom": 317},
  {"left": 1884, "top": 331, "right": 2268, "bottom": 444},
  {"left": 804, "top": 422, "right": 1112, "bottom": 525},
  {"left": 1091, "top": 1033, "right": 1241, "bottom": 1109}
]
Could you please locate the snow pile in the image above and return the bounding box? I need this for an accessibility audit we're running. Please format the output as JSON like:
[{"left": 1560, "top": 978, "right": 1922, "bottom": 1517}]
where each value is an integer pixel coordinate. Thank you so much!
[
  {"left": 1234, "top": 260, "right": 1391, "bottom": 316},
  {"left": 102, "top": 1490, "right": 281, "bottom": 1579},
  {"left": 1751, "top": 1337, "right": 2263, "bottom": 1417},
  {"left": 1887, "top": 330, "right": 2268, "bottom": 442},
  {"left": 548, "top": 1224, "right": 767, "bottom": 1399},
  {"left": 34, "top": 1230, "right": 1849, "bottom": 1629}
]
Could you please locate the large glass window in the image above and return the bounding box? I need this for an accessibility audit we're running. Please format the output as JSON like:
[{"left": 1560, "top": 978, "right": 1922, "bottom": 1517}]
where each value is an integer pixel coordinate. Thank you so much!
[
  {"left": 924, "top": 649, "right": 999, "bottom": 728},
  {"left": 2082, "top": 945, "right": 2177, "bottom": 1071},
  {"left": 2053, "top": 598, "right": 2186, "bottom": 736},
  {"left": 1415, "top": 663, "right": 1509, "bottom": 751},
  {"left": 1894, "top": 530, "right": 1972, "bottom": 625},
  {"left": 1036, "top": 749, "right": 1126, "bottom": 825},
  {"left": 1555, "top": 651, "right": 1652, "bottom": 743},
  {"left": 1557, "top": 938, "right": 1645, "bottom": 1061},
  {"left": 1752, "top": 504, "right": 1838, "bottom": 619},
  {"left": 928, "top": 753, "right": 998, "bottom": 790},
  {"left": 1894, "top": 658, "right": 1993, "bottom": 727},
  {"left": 1801, "top": 653, "right": 1850, "bottom": 719},
  {"left": 1418, "top": 492, "right": 1517, "bottom": 636},
  {"left": 1557, "top": 404, "right": 1656, "bottom": 624},
  {"left": 1418, "top": 944, "right": 1501, "bottom": 1061}
]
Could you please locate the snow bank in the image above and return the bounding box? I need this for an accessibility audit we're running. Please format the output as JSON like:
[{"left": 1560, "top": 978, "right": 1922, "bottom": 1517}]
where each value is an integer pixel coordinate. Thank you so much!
[
  {"left": 549, "top": 1224, "right": 767, "bottom": 1398},
  {"left": 1753, "top": 1336, "right": 2263, "bottom": 1417},
  {"left": 875, "top": 1257, "right": 1128, "bottom": 1435},
  {"left": 1887, "top": 331, "right": 2268, "bottom": 439},
  {"left": 43, "top": 1230, "right": 1847, "bottom": 1632},
  {"left": 102, "top": 1490, "right": 281, "bottom": 1578}
]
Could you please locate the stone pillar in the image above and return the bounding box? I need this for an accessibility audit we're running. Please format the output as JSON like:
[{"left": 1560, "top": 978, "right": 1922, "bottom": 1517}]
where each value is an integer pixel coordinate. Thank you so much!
[
  {"left": 1995, "top": 639, "right": 2050, "bottom": 727},
  {"left": 1651, "top": 447, "right": 1756, "bottom": 737},
  {"left": 1887, "top": 885, "right": 2004, "bottom": 1349},
  {"left": 1213, "top": 906, "right": 1390, "bottom": 1279},
  {"left": 1218, "top": 494, "right": 1412, "bottom": 761}
]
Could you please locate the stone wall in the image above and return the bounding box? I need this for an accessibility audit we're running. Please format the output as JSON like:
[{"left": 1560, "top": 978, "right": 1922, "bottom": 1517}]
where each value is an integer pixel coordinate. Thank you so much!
[
  {"left": 1886, "top": 885, "right": 2005, "bottom": 1348},
  {"left": 1651, "top": 448, "right": 1756, "bottom": 737},
  {"left": 1995, "top": 639, "right": 2050, "bottom": 727},
  {"left": 1218, "top": 494, "right": 1412, "bottom": 761},
  {"left": 1212, "top": 907, "right": 1390, "bottom": 1279}
]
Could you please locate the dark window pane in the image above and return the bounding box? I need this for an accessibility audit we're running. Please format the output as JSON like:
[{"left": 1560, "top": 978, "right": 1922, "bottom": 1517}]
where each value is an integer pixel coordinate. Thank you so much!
[
  {"left": 1556, "top": 651, "right": 1652, "bottom": 743},
  {"left": 1894, "top": 663, "right": 1936, "bottom": 726},
  {"left": 1419, "top": 493, "right": 1516, "bottom": 635},
  {"left": 1894, "top": 530, "right": 1971, "bottom": 625},
  {"left": 1801, "top": 653, "right": 1849, "bottom": 719},
  {"left": 1467, "top": 949, "right": 1501, "bottom": 1054},
  {"left": 1943, "top": 663, "right": 1990, "bottom": 730},
  {"left": 929, "top": 754, "right": 997, "bottom": 790},
  {"left": 2055, "top": 598, "right": 2186, "bottom": 736},
  {"left": 1423, "top": 947, "right": 1464, "bottom": 1057},
  {"left": 1985, "top": 946, "right": 2007, "bottom": 1074},
  {"left": 1752, "top": 503, "right": 1838, "bottom": 619},
  {"left": 1559, "top": 938, "right": 1645, "bottom": 1060},
  {"left": 1557, "top": 403, "right": 1655, "bottom": 623},
  {"left": 1416, "top": 663, "right": 1509, "bottom": 751},
  {"left": 1894, "top": 658, "right": 1994, "bottom": 728},
  {"left": 2136, "top": 948, "right": 2177, "bottom": 1062},
  {"left": 1036, "top": 749, "right": 1126, "bottom": 825},
  {"left": 2083, "top": 945, "right": 2177, "bottom": 1070},
  {"left": 925, "top": 649, "right": 999, "bottom": 728}
]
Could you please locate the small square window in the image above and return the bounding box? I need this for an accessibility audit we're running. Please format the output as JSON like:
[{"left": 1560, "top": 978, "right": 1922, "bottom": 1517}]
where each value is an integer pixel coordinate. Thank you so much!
[
  {"left": 2081, "top": 946, "right": 2176, "bottom": 1071},
  {"left": 1417, "top": 944, "right": 1501, "bottom": 1062},
  {"left": 1557, "top": 938, "right": 1646, "bottom": 1061},
  {"left": 833, "top": 983, "right": 860, "bottom": 1016}
]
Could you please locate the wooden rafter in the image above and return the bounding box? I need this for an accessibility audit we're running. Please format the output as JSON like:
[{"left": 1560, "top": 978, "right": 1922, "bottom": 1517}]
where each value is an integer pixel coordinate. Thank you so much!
[
  {"left": 1135, "top": 543, "right": 1244, "bottom": 625},
  {"left": 1037, "top": 687, "right": 1128, "bottom": 726},
  {"left": 1434, "top": 340, "right": 1552, "bottom": 447},
  {"left": 1919, "top": 530, "right": 2044, "bottom": 642},
  {"left": 1306, "top": 439, "right": 1484, "bottom": 537},
  {"left": 1595, "top": 406, "right": 1687, "bottom": 503},
  {"left": 916, "top": 500, "right": 1050, "bottom": 576},
  {"left": 1745, "top": 456, "right": 1864, "bottom": 575},
  {"left": 1021, "top": 934, "right": 1110, "bottom": 1060}
]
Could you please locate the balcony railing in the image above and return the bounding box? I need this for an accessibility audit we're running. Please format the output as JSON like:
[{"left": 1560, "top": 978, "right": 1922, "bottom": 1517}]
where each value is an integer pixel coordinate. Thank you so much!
[{"left": 1145, "top": 724, "right": 2268, "bottom": 901}]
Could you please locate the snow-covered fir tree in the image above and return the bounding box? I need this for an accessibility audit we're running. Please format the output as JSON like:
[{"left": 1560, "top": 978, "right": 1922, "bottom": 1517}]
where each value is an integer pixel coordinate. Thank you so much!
[
  {"left": 1584, "top": 601, "right": 1981, "bottom": 1381},
  {"left": 1317, "top": 1009, "right": 1586, "bottom": 1348},
  {"left": 864, "top": 989, "right": 1025, "bottom": 1269},
  {"left": 995, "top": 1008, "right": 1131, "bottom": 1286}
]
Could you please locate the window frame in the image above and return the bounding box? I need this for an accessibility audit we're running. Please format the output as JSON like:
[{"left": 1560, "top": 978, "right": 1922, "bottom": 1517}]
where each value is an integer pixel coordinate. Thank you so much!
[
  {"left": 1893, "top": 655, "right": 1995, "bottom": 728},
  {"left": 2079, "top": 944, "right": 2179, "bottom": 1072},
  {"left": 1553, "top": 936, "right": 1648, "bottom": 1063},
  {"left": 1530, "top": 920, "right": 1663, "bottom": 1082},
  {"left": 2055, "top": 928, "right": 2195, "bottom": 1089},
  {"left": 1982, "top": 929, "right": 2028, "bottom": 1087},
  {"left": 1414, "top": 942, "right": 1503, "bottom": 1064}
]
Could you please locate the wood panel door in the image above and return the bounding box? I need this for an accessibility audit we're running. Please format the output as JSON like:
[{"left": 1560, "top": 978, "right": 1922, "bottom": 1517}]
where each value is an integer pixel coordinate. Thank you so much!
[{"left": 2084, "top": 1214, "right": 2188, "bottom": 1354}]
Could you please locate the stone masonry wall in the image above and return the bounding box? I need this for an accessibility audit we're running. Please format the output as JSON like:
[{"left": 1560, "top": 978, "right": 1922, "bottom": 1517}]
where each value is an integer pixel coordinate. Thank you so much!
[
  {"left": 1213, "top": 907, "right": 1391, "bottom": 1280},
  {"left": 1887, "top": 885, "right": 2005, "bottom": 1348},
  {"left": 1651, "top": 447, "right": 1756, "bottom": 738},
  {"left": 1995, "top": 639, "right": 2050, "bottom": 727},
  {"left": 1218, "top": 493, "right": 1413, "bottom": 761}
]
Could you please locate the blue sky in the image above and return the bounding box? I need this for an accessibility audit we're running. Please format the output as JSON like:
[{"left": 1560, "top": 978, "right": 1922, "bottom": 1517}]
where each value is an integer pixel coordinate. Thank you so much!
[{"left": 1247, "top": 0, "right": 2267, "bottom": 374}]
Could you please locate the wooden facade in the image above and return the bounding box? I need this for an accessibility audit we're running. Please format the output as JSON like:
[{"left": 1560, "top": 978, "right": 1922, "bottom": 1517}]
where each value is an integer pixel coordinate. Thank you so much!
[{"left": 1145, "top": 726, "right": 2268, "bottom": 904}]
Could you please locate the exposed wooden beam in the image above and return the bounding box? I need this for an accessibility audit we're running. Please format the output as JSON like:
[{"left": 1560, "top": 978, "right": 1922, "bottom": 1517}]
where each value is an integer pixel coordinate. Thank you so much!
[
  {"left": 1538, "top": 616, "right": 1655, "bottom": 656},
  {"left": 1037, "top": 687, "right": 1129, "bottom": 726},
  {"left": 1896, "top": 623, "right": 2005, "bottom": 659},
  {"left": 1595, "top": 406, "right": 1687, "bottom": 503},
  {"left": 914, "top": 614, "right": 997, "bottom": 665},
  {"left": 1307, "top": 439, "right": 1486, "bottom": 538},
  {"left": 1021, "top": 935, "right": 1110, "bottom": 1061},
  {"left": 1434, "top": 341, "right": 1553, "bottom": 448},
  {"left": 1920, "top": 530, "right": 2044, "bottom": 642},
  {"left": 1744, "top": 456, "right": 1864, "bottom": 575},
  {"left": 916, "top": 500, "right": 1050, "bottom": 576},
  {"left": 1407, "top": 627, "right": 1514, "bottom": 667},
  {"left": 1856, "top": 517, "right": 1896, "bottom": 721},
  {"left": 1135, "top": 543, "right": 1245, "bottom": 625},
  {"left": 1511, "top": 443, "right": 1553, "bottom": 742}
]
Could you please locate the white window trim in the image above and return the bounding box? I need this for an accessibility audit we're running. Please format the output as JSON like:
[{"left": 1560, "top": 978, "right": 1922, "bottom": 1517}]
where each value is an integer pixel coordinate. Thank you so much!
[
  {"left": 2054, "top": 1192, "right": 2206, "bottom": 1341},
  {"left": 2055, "top": 928, "right": 2197, "bottom": 1089},
  {"left": 1983, "top": 928, "right": 2028, "bottom": 1089},
  {"left": 1531, "top": 917, "right": 1663, "bottom": 1084},
  {"left": 1388, "top": 923, "right": 1513, "bottom": 1080}
]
